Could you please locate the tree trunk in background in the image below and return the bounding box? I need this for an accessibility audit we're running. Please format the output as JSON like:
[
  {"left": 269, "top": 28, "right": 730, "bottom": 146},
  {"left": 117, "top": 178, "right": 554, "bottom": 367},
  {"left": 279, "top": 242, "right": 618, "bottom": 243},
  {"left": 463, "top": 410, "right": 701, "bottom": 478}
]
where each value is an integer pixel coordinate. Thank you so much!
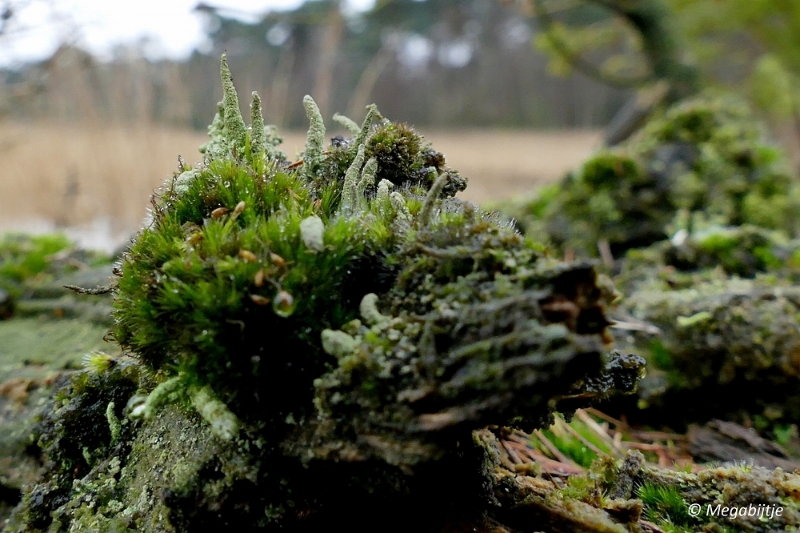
[
  {"left": 348, "top": 45, "right": 392, "bottom": 121},
  {"left": 313, "top": 1, "right": 345, "bottom": 120}
]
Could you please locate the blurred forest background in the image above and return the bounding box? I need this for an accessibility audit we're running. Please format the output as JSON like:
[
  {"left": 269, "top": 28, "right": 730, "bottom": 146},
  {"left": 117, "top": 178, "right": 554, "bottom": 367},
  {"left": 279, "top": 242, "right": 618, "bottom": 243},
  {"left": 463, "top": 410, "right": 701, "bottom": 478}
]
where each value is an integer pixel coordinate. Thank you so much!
[{"left": 1, "top": 0, "right": 799, "bottom": 250}]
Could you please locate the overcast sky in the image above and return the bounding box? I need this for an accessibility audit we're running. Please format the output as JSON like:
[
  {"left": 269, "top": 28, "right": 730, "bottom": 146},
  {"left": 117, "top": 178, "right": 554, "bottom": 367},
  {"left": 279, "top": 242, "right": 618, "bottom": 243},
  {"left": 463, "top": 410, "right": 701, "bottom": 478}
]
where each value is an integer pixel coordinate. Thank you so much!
[{"left": 1, "top": 0, "right": 374, "bottom": 67}]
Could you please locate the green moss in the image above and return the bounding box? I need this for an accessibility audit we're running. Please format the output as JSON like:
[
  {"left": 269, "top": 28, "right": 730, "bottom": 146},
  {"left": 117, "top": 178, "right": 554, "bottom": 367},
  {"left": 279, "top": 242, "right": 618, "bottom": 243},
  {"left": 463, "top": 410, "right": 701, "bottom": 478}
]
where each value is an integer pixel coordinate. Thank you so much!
[
  {"left": 494, "top": 92, "right": 800, "bottom": 257},
  {"left": 0, "top": 232, "right": 71, "bottom": 276},
  {"left": 559, "top": 474, "right": 601, "bottom": 503},
  {"left": 638, "top": 483, "right": 691, "bottom": 527},
  {"left": 0, "top": 234, "right": 76, "bottom": 300},
  {"left": 614, "top": 225, "right": 800, "bottom": 292}
]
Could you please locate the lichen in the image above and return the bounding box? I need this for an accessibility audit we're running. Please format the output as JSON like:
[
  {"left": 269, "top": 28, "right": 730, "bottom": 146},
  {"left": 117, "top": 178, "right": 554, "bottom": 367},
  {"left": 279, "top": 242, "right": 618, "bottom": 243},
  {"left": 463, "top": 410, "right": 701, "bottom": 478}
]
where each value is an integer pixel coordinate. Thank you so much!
[
  {"left": 302, "top": 95, "right": 325, "bottom": 179},
  {"left": 332, "top": 112, "right": 360, "bottom": 134},
  {"left": 249, "top": 91, "right": 266, "bottom": 160},
  {"left": 298, "top": 215, "right": 325, "bottom": 252},
  {"left": 220, "top": 54, "right": 247, "bottom": 159},
  {"left": 198, "top": 101, "right": 226, "bottom": 159}
]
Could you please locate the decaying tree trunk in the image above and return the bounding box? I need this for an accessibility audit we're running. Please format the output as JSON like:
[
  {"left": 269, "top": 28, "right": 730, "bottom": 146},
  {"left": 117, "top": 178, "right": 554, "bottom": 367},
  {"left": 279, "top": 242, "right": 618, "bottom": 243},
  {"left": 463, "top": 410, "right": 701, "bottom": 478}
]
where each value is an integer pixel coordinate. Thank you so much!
[{"left": 4, "top": 56, "right": 800, "bottom": 533}]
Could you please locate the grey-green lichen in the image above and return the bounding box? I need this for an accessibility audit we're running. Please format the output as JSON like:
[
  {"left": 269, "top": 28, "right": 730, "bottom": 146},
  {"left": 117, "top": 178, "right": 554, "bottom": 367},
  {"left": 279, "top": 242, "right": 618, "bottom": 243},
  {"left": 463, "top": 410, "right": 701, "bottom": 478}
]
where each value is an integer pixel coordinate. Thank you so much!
[
  {"left": 356, "top": 157, "right": 377, "bottom": 200},
  {"left": 376, "top": 179, "right": 392, "bottom": 203},
  {"left": 358, "top": 292, "right": 388, "bottom": 327},
  {"left": 390, "top": 191, "right": 411, "bottom": 222},
  {"left": 250, "top": 91, "right": 266, "bottom": 159},
  {"left": 220, "top": 54, "right": 247, "bottom": 158},
  {"left": 338, "top": 144, "right": 366, "bottom": 216},
  {"left": 188, "top": 385, "right": 240, "bottom": 441},
  {"left": 332, "top": 112, "right": 360, "bottom": 134},
  {"left": 354, "top": 103, "right": 381, "bottom": 149},
  {"left": 299, "top": 215, "right": 325, "bottom": 252},
  {"left": 302, "top": 94, "right": 325, "bottom": 179},
  {"left": 418, "top": 172, "right": 448, "bottom": 227},
  {"left": 134, "top": 375, "right": 184, "bottom": 420},
  {"left": 106, "top": 402, "right": 121, "bottom": 446},
  {"left": 320, "top": 329, "right": 358, "bottom": 359},
  {"left": 198, "top": 101, "right": 226, "bottom": 158}
]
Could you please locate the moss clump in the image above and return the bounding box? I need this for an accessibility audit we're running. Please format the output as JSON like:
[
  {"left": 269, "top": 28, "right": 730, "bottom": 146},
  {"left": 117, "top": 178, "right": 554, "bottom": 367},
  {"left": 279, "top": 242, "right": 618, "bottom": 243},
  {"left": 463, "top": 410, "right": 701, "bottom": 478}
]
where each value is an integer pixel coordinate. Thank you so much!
[
  {"left": 545, "top": 152, "right": 666, "bottom": 255},
  {"left": 498, "top": 92, "right": 800, "bottom": 257},
  {"left": 111, "top": 56, "right": 636, "bottom": 436},
  {"left": 316, "top": 120, "right": 466, "bottom": 199},
  {"left": 637, "top": 483, "right": 691, "bottom": 529},
  {"left": 0, "top": 234, "right": 71, "bottom": 295},
  {"left": 0, "top": 234, "right": 110, "bottom": 304},
  {"left": 611, "top": 225, "right": 800, "bottom": 295}
]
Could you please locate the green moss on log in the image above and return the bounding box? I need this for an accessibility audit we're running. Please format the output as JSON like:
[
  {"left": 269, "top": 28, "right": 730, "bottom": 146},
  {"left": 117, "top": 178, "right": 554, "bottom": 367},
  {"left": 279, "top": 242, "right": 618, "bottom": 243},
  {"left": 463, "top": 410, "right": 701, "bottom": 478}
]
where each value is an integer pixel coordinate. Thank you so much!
[
  {"left": 498, "top": 93, "right": 800, "bottom": 257},
  {"left": 7, "top": 56, "right": 645, "bottom": 533}
]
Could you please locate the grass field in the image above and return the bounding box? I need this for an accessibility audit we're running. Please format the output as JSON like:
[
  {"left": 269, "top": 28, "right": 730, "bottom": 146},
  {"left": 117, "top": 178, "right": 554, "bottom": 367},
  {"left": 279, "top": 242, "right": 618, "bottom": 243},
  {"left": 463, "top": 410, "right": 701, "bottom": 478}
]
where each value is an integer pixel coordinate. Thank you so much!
[{"left": 0, "top": 121, "right": 601, "bottom": 250}]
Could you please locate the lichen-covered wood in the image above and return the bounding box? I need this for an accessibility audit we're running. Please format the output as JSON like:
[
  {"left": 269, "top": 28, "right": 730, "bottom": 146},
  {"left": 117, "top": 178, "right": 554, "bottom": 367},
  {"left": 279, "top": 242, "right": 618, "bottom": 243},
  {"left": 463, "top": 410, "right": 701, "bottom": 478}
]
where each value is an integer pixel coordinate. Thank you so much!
[
  {"left": 613, "top": 277, "right": 800, "bottom": 430},
  {"left": 2, "top": 56, "right": 645, "bottom": 532}
]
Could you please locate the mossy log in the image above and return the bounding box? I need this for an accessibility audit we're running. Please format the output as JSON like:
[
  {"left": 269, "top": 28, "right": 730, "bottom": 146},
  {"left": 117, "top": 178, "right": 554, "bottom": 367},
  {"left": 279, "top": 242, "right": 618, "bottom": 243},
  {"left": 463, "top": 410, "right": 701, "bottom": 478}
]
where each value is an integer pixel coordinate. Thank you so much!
[
  {"left": 613, "top": 277, "right": 800, "bottom": 429},
  {"left": 9, "top": 392, "right": 800, "bottom": 533},
  {"left": 6, "top": 56, "right": 800, "bottom": 533},
  {"left": 497, "top": 93, "right": 800, "bottom": 258},
  {"left": 2, "top": 56, "right": 648, "bottom": 532}
]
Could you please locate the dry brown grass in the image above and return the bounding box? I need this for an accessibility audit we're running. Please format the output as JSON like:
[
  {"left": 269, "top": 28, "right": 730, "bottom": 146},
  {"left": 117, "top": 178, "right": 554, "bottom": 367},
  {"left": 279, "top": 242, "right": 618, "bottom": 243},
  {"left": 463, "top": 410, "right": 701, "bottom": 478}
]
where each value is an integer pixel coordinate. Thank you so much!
[
  {"left": 0, "top": 121, "right": 600, "bottom": 249},
  {"left": 422, "top": 130, "right": 602, "bottom": 203}
]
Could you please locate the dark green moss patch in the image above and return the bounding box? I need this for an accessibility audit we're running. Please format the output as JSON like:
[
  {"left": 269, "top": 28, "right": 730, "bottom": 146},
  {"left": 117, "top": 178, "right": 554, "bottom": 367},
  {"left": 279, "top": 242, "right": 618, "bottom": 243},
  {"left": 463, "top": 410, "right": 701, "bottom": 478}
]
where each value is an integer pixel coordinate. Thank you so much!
[{"left": 496, "top": 93, "right": 800, "bottom": 258}]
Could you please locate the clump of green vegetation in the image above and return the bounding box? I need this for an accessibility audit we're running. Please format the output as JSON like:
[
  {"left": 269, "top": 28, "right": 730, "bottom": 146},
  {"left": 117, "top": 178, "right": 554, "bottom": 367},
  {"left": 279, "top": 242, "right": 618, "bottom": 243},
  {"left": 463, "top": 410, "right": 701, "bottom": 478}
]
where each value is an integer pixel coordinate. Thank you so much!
[
  {"left": 669, "top": 225, "right": 786, "bottom": 276},
  {"left": 637, "top": 482, "right": 691, "bottom": 528},
  {"left": 7, "top": 55, "right": 646, "bottom": 532},
  {"left": 318, "top": 110, "right": 466, "bottom": 198},
  {"left": 0, "top": 234, "right": 72, "bottom": 291},
  {"left": 612, "top": 224, "right": 800, "bottom": 294},
  {"left": 498, "top": 93, "right": 800, "bottom": 257},
  {"left": 0, "top": 233, "right": 113, "bottom": 321},
  {"left": 111, "top": 55, "right": 637, "bottom": 434},
  {"left": 0, "top": 234, "right": 76, "bottom": 302}
]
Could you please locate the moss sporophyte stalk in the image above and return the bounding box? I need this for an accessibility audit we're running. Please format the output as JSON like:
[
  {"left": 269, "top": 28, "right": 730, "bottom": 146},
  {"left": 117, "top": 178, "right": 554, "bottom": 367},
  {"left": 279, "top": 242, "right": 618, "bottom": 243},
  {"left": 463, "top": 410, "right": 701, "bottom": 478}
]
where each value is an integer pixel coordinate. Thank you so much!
[{"left": 7, "top": 55, "right": 655, "bottom": 532}]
